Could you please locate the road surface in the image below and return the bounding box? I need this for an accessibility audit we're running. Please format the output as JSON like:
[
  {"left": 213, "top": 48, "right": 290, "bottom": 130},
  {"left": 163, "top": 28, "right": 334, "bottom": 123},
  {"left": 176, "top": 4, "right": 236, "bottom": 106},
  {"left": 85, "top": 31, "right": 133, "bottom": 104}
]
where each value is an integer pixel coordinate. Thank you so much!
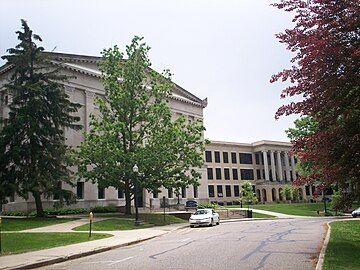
[{"left": 40, "top": 218, "right": 329, "bottom": 270}]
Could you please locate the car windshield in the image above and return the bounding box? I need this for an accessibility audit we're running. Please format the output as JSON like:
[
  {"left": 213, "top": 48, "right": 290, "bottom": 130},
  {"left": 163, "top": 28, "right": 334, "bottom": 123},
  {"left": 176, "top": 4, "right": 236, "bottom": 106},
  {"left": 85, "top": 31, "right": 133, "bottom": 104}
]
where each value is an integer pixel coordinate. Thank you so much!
[{"left": 194, "top": 210, "right": 209, "bottom": 215}]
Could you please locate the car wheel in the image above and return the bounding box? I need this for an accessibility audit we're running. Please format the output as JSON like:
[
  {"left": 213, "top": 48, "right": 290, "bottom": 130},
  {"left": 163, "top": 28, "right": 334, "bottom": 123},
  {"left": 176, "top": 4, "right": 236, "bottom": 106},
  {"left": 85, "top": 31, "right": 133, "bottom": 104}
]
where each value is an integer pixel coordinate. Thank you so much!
[
  {"left": 190, "top": 225, "right": 194, "bottom": 228},
  {"left": 209, "top": 218, "right": 214, "bottom": 227},
  {"left": 216, "top": 219, "right": 220, "bottom": 225}
]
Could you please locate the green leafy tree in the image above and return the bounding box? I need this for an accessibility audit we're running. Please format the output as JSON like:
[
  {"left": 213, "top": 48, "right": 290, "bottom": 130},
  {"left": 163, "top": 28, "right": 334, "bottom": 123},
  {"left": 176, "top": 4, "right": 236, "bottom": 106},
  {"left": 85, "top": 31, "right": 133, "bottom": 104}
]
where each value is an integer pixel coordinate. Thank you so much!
[
  {"left": 280, "top": 185, "right": 293, "bottom": 202},
  {"left": 240, "top": 181, "right": 257, "bottom": 210},
  {"left": 0, "top": 20, "right": 81, "bottom": 216},
  {"left": 76, "top": 37, "right": 206, "bottom": 215}
]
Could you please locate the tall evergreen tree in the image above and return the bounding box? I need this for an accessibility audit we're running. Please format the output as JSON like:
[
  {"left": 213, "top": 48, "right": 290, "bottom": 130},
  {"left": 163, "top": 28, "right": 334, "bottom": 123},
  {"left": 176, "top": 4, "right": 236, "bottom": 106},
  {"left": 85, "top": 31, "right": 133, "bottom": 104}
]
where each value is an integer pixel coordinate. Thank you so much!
[{"left": 0, "top": 20, "right": 81, "bottom": 216}]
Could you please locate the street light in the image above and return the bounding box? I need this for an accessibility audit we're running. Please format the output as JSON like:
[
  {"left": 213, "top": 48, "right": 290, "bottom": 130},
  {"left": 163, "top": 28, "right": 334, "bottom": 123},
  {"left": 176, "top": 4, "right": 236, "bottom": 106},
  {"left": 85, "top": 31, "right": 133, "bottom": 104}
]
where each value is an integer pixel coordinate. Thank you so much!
[{"left": 133, "top": 164, "right": 141, "bottom": 225}]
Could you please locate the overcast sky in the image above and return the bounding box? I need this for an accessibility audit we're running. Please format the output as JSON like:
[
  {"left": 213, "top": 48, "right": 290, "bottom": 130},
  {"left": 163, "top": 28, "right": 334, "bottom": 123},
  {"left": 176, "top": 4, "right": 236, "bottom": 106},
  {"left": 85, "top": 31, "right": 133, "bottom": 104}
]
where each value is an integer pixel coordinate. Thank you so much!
[{"left": 0, "top": 0, "right": 300, "bottom": 143}]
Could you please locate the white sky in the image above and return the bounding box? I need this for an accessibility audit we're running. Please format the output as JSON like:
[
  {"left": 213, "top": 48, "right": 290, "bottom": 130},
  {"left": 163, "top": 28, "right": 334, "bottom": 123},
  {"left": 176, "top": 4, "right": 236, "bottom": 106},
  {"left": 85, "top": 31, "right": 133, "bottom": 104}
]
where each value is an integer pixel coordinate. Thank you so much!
[{"left": 0, "top": 0, "right": 300, "bottom": 143}]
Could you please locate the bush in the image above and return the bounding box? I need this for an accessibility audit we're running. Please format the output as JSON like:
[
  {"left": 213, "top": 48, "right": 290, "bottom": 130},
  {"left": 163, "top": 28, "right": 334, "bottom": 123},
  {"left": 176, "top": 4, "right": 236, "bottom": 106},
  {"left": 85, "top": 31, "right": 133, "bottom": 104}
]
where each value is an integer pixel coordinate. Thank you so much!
[
  {"left": 1, "top": 211, "right": 28, "bottom": 216},
  {"left": 198, "top": 202, "right": 223, "bottom": 209},
  {"left": 90, "top": 205, "right": 117, "bottom": 213},
  {"left": 32, "top": 208, "right": 88, "bottom": 216}
]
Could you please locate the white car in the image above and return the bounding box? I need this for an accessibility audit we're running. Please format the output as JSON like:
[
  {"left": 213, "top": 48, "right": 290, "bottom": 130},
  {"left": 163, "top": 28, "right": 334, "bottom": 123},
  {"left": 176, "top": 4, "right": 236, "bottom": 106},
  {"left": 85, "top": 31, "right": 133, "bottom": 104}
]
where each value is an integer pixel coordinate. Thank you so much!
[
  {"left": 352, "top": 207, "right": 360, "bottom": 218},
  {"left": 189, "top": 208, "right": 220, "bottom": 227}
]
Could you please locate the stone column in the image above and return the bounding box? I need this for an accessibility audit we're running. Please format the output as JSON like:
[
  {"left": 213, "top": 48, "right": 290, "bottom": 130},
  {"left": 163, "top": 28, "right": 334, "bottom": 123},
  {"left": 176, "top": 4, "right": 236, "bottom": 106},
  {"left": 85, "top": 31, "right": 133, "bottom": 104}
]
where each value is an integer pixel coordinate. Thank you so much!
[
  {"left": 284, "top": 151, "right": 291, "bottom": 182},
  {"left": 270, "top": 151, "right": 276, "bottom": 181},
  {"left": 262, "top": 151, "right": 270, "bottom": 181},
  {"left": 291, "top": 155, "right": 297, "bottom": 181},
  {"left": 276, "top": 151, "right": 283, "bottom": 181},
  {"left": 85, "top": 91, "right": 95, "bottom": 132}
]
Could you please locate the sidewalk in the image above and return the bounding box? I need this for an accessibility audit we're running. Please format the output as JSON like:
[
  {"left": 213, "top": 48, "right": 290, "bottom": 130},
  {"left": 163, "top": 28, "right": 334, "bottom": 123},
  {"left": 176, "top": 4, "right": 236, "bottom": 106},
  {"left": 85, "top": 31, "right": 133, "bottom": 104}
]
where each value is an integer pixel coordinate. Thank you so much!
[{"left": 0, "top": 221, "right": 187, "bottom": 270}]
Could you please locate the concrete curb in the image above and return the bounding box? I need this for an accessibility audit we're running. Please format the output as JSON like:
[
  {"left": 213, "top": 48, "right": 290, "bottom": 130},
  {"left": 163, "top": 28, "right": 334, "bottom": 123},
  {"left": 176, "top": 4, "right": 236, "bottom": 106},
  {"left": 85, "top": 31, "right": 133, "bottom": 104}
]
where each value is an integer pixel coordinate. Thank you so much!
[
  {"left": 3, "top": 225, "right": 189, "bottom": 270},
  {"left": 315, "top": 221, "right": 331, "bottom": 270}
]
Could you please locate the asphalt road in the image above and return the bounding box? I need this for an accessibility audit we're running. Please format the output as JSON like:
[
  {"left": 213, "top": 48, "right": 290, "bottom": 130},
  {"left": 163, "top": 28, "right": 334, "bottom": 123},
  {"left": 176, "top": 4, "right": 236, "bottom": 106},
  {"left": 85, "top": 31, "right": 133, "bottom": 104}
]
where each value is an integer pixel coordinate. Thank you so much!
[{"left": 40, "top": 218, "right": 330, "bottom": 270}]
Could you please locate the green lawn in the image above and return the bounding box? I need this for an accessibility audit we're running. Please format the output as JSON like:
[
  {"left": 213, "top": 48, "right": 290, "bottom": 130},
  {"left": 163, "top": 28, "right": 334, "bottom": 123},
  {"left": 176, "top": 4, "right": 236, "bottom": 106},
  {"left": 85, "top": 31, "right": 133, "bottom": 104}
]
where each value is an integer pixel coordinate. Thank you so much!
[
  {"left": 73, "top": 213, "right": 186, "bottom": 231},
  {"left": 1, "top": 217, "right": 76, "bottom": 231},
  {"left": 252, "top": 212, "right": 275, "bottom": 218},
  {"left": 1, "top": 232, "right": 112, "bottom": 255},
  {"left": 323, "top": 220, "right": 360, "bottom": 270},
  {"left": 226, "top": 203, "right": 324, "bottom": 216}
]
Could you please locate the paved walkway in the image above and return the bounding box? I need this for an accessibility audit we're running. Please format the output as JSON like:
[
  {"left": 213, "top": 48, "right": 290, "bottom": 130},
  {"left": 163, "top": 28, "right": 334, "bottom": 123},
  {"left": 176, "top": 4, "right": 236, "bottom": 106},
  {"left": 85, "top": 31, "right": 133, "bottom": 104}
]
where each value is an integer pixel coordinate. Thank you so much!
[{"left": 0, "top": 219, "right": 187, "bottom": 270}]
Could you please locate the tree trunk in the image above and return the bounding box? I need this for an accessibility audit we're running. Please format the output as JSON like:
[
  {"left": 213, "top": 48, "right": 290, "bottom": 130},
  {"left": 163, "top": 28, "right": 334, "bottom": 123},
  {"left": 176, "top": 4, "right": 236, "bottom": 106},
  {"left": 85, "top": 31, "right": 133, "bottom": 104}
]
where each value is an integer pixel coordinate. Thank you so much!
[{"left": 33, "top": 191, "right": 45, "bottom": 217}]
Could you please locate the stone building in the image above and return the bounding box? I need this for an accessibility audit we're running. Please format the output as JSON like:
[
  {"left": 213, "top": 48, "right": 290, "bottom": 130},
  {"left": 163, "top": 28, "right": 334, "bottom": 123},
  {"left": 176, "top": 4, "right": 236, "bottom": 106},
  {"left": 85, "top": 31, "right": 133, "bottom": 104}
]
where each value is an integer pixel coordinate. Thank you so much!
[
  {"left": 0, "top": 52, "right": 209, "bottom": 212},
  {"left": 205, "top": 140, "right": 316, "bottom": 204}
]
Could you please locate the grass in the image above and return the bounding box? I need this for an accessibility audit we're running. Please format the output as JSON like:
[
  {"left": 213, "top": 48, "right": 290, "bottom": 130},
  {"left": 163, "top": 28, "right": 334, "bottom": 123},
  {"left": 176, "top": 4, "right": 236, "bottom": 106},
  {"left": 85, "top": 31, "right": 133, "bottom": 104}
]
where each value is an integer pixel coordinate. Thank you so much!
[
  {"left": 1, "top": 217, "right": 76, "bottom": 231},
  {"left": 227, "top": 203, "right": 324, "bottom": 216},
  {"left": 323, "top": 220, "right": 360, "bottom": 270},
  {"left": 252, "top": 212, "right": 276, "bottom": 218},
  {"left": 73, "top": 213, "right": 186, "bottom": 231},
  {"left": 1, "top": 232, "right": 112, "bottom": 255}
]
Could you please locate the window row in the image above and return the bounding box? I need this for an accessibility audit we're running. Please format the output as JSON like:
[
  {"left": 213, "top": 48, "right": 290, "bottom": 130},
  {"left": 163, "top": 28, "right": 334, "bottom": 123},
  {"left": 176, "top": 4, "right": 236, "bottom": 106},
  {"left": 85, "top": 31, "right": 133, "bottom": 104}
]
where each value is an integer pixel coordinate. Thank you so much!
[
  {"left": 205, "top": 151, "right": 253, "bottom": 164},
  {"left": 208, "top": 185, "right": 240, "bottom": 198},
  {"left": 75, "top": 182, "right": 198, "bottom": 200},
  {"left": 207, "top": 168, "right": 255, "bottom": 180}
]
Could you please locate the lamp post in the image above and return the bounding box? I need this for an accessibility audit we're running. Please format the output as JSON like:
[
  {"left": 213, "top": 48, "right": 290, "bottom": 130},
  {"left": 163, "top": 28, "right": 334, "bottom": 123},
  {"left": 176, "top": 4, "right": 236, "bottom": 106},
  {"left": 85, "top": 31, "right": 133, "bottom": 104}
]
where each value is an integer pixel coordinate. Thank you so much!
[{"left": 133, "top": 164, "right": 141, "bottom": 226}]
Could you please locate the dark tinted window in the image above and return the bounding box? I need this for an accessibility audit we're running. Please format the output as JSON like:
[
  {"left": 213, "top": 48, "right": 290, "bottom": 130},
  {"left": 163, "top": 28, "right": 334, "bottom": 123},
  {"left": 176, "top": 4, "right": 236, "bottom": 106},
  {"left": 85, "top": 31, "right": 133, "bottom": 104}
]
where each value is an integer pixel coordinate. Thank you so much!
[
  {"left": 168, "top": 188, "right": 173, "bottom": 198},
  {"left": 256, "top": 169, "right": 261, "bottom": 180},
  {"left": 217, "top": 185, "right": 223, "bottom": 197},
  {"left": 98, "top": 187, "right": 105, "bottom": 199},
  {"left": 216, "top": 168, "right": 222, "bottom": 180},
  {"left": 193, "top": 186, "right": 198, "bottom": 198},
  {"left": 215, "top": 151, "right": 221, "bottom": 163},
  {"left": 207, "top": 168, "right": 214, "bottom": 180},
  {"left": 208, "top": 186, "right": 215, "bottom": 197},
  {"left": 255, "top": 153, "right": 260, "bottom": 165},
  {"left": 231, "top": 152, "right": 237, "bottom": 163},
  {"left": 118, "top": 188, "right": 124, "bottom": 198},
  {"left": 234, "top": 185, "right": 240, "bottom": 197},
  {"left": 232, "top": 169, "right": 238, "bottom": 180},
  {"left": 240, "top": 169, "right": 254, "bottom": 180},
  {"left": 223, "top": 152, "right": 229, "bottom": 163},
  {"left": 77, "top": 182, "right": 84, "bottom": 199},
  {"left": 205, "top": 151, "right": 212, "bottom": 162},
  {"left": 225, "top": 185, "right": 231, "bottom": 197},
  {"left": 224, "top": 168, "right": 230, "bottom": 180},
  {"left": 239, "top": 153, "right": 253, "bottom": 164},
  {"left": 182, "top": 187, "right": 187, "bottom": 198}
]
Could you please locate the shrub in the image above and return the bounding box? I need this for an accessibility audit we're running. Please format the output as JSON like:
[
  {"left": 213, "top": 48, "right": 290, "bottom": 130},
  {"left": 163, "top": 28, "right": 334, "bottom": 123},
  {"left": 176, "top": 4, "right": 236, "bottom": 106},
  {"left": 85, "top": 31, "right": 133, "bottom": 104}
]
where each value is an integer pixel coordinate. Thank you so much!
[
  {"left": 198, "top": 202, "right": 223, "bottom": 209},
  {"left": 90, "top": 205, "right": 117, "bottom": 213}
]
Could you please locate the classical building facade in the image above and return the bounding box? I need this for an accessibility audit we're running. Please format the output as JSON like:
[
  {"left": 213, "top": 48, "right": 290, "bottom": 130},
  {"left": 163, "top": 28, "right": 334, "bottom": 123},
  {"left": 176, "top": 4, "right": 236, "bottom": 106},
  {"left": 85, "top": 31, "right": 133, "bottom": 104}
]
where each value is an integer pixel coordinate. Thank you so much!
[
  {"left": 205, "top": 140, "right": 316, "bottom": 204},
  {"left": 0, "top": 52, "right": 209, "bottom": 212},
  {"left": 0, "top": 52, "right": 315, "bottom": 212}
]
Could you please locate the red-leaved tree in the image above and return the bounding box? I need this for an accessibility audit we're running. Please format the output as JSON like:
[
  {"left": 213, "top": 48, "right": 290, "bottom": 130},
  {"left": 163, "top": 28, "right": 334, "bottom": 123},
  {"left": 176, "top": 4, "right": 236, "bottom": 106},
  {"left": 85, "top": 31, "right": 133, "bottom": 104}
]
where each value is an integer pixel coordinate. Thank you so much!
[{"left": 271, "top": 0, "right": 360, "bottom": 207}]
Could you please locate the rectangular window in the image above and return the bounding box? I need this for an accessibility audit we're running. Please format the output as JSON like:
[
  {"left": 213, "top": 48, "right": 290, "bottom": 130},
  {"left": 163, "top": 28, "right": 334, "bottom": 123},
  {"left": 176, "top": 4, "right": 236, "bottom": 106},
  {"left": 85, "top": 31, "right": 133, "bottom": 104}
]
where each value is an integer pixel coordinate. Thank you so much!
[
  {"left": 98, "top": 187, "right": 105, "bottom": 199},
  {"left": 205, "top": 151, "right": 212, "bottom": 162},
  {"left": 77, "top": 182, "right": 84, "bottom": 199},
  {"left": 215, "top": 168, "right": 222, "bottom": 180},
  {"left": 207, "top": 168, "right": 214, "bottom": 180},
  {"left": 9, "top": 192, "right": 15, "bottom": 202},
  {"left": 214, "top": 151, "right": 221, "bottom": 163},
  {"left": 193, "top": 186, "right": 198, "bottom": 198},
  {"left": 118, "top": 188, "right": 124, "bottom": 199},
  {"left": 231, "top": 152, "right": 237, "bottom": 164},
  {"left": 240, "top": 169, "right": 254, "bottom": 180},
  {"left": 223, "top": 152, "right": 229, "bottom": 163},
  {"left": 232, "top": 168, "right": 238, "bottom": 180},
  {"left": 234, "top": 185, "right": 240, "bottom": 197},
  {"left": 208, "top": 186, "right": 215, "bottom": 197},
  {"left": 225, "top": 185, "right": 231, "bottom": 197},
  {"left": 224, "top": 168, "right": 230, "bottom": 180},
  {"left": 284, "top": 171, "right": 287, "bottom": 181},
  {"left": 53, "top": 181, "right": 62, "bottom": 200},
  {"left": 305, "top": 186, "right": 310, "bottom": 196},
  {"left": 255, "top": 153, "right": 260, "bottom": 165},
  {"left": 168, "top": 188, "right": 173, "bottom": 198},
  {"left": 256, "top": 169, "right": 261, "bottom": 180},
  {"left": 181, "top": 186, "right": 187, "bottom": 198},
  {"left": 217, "top": 185, "right": 223, "bottom": 197},
  {"left": 239, "top": 153, "right": 253, "bottom": 164},
  {"left": 153, "top": 191, "right": 158, "bottom": 198}
]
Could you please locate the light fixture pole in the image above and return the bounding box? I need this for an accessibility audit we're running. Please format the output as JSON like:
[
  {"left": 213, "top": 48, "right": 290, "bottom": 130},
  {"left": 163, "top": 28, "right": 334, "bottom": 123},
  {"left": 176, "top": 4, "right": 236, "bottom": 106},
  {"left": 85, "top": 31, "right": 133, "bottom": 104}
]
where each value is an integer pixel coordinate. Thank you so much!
[{"left": 133, "top": 164, "right": 141, "bottom": 225}]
